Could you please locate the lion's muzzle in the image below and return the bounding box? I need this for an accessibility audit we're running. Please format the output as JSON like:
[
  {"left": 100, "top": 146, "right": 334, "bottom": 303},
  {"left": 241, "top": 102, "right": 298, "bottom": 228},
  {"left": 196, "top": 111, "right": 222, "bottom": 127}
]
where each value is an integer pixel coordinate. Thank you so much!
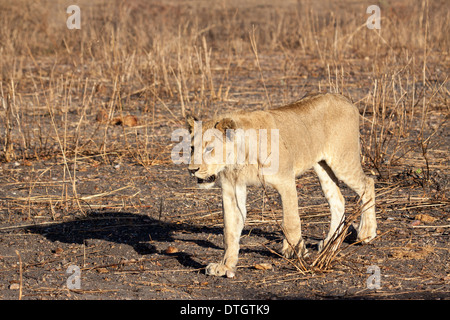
[{"left": 197, "top": 175, "right": 216, "bottom": 184}]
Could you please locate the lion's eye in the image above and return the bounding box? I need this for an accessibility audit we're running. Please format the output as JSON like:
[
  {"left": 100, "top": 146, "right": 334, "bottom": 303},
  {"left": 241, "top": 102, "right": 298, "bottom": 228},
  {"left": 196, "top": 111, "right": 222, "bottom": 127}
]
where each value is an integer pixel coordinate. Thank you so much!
[{"left": 205, "top": 146, "right": 214, "bottom": 154}]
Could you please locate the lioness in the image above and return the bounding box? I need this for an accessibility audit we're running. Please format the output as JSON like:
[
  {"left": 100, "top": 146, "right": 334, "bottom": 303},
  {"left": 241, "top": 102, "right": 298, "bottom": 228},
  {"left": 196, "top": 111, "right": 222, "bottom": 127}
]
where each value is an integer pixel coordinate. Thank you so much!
[{"left": 186, "top": 93, "right": 376, "bottom": 277}]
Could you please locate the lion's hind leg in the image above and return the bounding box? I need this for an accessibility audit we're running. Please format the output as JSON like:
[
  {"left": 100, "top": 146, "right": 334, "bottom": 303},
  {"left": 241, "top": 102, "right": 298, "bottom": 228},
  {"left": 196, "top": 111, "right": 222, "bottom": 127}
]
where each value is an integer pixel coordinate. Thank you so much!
[
  {"left": 326, "top": 158, "right": 377, "bottom": 244},
  {"left": 313, "top": 161, "right": 345, "bottom": 251}
]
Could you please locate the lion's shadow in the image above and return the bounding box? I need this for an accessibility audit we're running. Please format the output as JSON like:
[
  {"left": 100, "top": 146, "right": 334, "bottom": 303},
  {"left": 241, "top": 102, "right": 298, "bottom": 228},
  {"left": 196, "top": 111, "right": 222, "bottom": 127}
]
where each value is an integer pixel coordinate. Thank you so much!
[{"left": 26, "top": 211, "right": 279, "bottom": 270}]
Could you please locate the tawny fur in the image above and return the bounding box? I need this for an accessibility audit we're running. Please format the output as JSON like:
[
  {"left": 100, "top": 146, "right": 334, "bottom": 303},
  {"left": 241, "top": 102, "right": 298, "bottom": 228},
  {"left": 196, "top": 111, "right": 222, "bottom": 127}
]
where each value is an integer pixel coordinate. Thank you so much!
[{"left": 187, "top": 93, "right": 376, "bottom": 277}]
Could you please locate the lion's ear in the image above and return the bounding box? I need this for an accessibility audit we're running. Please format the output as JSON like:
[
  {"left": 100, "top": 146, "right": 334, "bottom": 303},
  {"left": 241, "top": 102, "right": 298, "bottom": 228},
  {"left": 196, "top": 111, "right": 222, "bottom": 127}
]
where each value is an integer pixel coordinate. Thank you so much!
[
  {"left": 186, "top": 114, "right": 198, "bottom": 134},
  {"left": 214, "top": 118, "right": 236, "bottom": 133}
]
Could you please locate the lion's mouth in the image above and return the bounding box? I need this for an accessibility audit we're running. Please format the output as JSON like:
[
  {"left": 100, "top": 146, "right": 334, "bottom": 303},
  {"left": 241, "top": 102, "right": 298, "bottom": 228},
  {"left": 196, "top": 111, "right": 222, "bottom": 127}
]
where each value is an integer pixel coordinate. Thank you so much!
[{"left": 197, "top": 175, "right": 216, "bottom": 184}]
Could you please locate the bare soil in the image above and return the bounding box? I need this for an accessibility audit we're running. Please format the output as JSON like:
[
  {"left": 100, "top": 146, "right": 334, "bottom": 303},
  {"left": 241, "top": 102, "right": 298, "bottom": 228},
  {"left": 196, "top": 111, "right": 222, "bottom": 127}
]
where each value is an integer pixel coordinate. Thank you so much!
[
  {"left": 0, "top": 0, "right": 449, "bottom": 300},
  {"left": 0, "top": 128, "right": 448, "bottom": 300}
]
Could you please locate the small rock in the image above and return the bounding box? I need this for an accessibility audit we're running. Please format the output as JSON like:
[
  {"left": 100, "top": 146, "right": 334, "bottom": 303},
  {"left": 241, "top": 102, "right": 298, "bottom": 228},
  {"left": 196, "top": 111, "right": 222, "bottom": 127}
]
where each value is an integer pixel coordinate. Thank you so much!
[
  {"left": 409, "top": 220, "right": 421, "bottom": 227},
  {"left": 53, "top": 247, "right": 64, "bottom": 254},
  {"left": 111, "top": 115, "right": 139, "bottom": 127},
  {"left": 96, "top": 267, "right": 109, "bottom": 274},
  {"left": 415, "top": 214, "right": 437, "bottom": 223},
  {"left": 122, "top": 115, "right": 138, "bottom": 127},
  {"left": 9, "top": 283, "right": 20, "bottom": 290},
  {"left": 165, "top": 246, "right": 179, "bottom": 254},
  {"left": 254, "top": 263, "right": 273, "bottom": 270}
]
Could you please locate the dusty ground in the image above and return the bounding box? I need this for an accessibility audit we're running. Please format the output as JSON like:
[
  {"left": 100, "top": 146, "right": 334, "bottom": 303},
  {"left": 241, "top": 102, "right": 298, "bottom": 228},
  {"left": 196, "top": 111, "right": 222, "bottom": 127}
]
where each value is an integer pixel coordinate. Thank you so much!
[
  {"left": 0, "top": 0, "right": 449, "bottom": 300},
  {"left": 0, "top": 126, "right": 448, "bottom": 300}
]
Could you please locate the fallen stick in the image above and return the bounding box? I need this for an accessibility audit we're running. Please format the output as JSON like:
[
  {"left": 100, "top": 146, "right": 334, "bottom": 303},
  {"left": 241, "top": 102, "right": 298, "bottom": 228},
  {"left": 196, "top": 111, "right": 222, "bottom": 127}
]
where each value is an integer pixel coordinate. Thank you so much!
[{"left": 411, "top": 224, "right": 450, "bottom": 228}]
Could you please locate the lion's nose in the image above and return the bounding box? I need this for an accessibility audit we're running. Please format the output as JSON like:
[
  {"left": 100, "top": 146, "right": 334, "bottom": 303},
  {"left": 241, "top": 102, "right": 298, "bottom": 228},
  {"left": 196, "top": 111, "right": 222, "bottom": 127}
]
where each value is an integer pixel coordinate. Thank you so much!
[{"left": 188, "top": 168, "right": 199, "bottom": 176}]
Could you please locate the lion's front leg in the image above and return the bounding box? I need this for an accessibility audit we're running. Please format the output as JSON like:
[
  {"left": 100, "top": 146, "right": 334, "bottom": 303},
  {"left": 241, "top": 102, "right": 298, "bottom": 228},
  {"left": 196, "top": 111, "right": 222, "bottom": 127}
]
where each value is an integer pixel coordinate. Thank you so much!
[
  {"left": 206, "top": 182, "right": 246, "bottom": 277},
  {"left": 277, "top": 179, "right": 307, "bottom": 259}
]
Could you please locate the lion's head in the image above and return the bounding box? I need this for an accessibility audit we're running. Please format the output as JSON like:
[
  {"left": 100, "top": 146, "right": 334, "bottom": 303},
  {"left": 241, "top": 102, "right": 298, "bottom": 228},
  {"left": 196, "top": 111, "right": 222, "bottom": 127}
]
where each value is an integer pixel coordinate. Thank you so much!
[{"left": 186, "top": 115, "right": 237, "bottom": 189}]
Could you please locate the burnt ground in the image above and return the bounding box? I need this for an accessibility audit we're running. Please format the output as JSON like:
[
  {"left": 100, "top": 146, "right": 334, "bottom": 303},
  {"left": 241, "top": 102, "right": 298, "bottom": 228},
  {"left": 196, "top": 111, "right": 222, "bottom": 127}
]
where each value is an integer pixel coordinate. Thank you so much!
[
  {"left": 0, "top": 140, "right": 449, "bottom": 300},
  {"left": 0, "top": 0, "right": 449, "bottom": 301},
  {"left": 0, "top": 63, "right": 449, "bottom": 300}
]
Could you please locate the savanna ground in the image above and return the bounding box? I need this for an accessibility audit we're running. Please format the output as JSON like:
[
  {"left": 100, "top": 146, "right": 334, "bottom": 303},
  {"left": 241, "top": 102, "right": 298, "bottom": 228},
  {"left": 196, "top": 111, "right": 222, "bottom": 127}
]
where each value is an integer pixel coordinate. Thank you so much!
[{"left": 0, "top": 0, "right": 449, "bottom": 300}]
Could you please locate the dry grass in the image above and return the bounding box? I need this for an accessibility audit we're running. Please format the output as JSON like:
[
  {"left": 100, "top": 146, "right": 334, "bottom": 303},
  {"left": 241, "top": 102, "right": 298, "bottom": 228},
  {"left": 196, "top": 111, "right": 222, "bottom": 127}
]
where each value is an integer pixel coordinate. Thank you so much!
[
  {"left": 1, "top": 0, "right": 448, "bottom": 161},
  {"left": 0, "top": 0, "right": 449, "bottom": 272}
]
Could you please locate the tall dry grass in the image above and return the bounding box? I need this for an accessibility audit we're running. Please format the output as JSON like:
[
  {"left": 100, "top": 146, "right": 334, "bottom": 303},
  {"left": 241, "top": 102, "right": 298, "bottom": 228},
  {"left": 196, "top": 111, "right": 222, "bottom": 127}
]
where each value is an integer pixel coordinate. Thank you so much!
[{"left": 0, "top": 0, "right": 448, "bottom": 209}]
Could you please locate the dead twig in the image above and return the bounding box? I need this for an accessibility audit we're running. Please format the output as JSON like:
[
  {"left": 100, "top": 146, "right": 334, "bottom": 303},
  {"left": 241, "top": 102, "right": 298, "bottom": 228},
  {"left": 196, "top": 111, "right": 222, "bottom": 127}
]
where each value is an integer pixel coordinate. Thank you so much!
[
  {"left": 15, "top": 250, "right": 23, "bottom": 300},
  {"left": 311, "top": 198, "right": 372, "bottom": 271}
]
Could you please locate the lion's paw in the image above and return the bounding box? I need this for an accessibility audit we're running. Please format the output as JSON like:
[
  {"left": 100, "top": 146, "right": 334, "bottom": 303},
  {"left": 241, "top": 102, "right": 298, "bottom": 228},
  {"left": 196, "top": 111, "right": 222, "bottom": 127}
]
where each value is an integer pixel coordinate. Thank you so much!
[
  {"left": 282, "top": 239, "right": 308, "bottom": 259},
  {"left": 357, "top": 218, "right": 377, "bottom": 244},
  {"left": 205, "top": 263, "right": 234, "bottom": 277},
  {"left": 357, "top": 227, "right": 377, "bottom": 244}
]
